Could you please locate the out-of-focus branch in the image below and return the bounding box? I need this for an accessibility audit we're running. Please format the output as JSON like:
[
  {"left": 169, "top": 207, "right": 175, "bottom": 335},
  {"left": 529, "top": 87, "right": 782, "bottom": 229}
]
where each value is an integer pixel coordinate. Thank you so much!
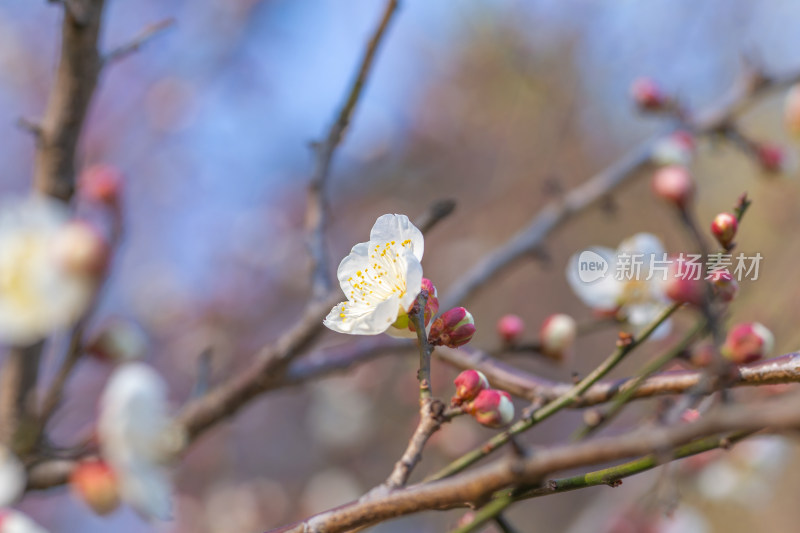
[
  {"left": 0, "top": 342, "right": 45, "bottom": 454},
  {"left": 306, "top": 0, "right": 400, "bottom": 298},
  {"left": 436, "top": 347, "right": 800, "bottom": 407},
  {"left": 268, "top": 393, "right": 800, "bottom": 533},
  {"left": 441, "top": 64, "right": 800, "bottom": 310},
  {"left": 103, "top": 18, "right": 175, "bottom": 65},
  {"left": 34, "top": 0, "right": 105, "bottom": 201}
]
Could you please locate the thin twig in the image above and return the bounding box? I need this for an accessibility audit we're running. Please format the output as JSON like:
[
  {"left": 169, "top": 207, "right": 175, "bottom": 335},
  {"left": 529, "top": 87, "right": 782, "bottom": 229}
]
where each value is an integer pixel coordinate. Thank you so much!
[
  {"left": 306, "top": 0, "right": 400, "bottom": 298},
  {"left": 103, "top": 18, "right": 176, "bottom": 66},
  {"left": 412, "top": 292, "right": 433, "bottom": 401}
]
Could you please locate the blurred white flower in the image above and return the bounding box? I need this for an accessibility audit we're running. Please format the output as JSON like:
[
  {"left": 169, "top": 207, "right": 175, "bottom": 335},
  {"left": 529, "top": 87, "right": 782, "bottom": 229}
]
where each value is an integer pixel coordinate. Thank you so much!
[
  {"left": 324, "top": 214, "right": 424, "bottom": 336},
  {"left": 98, "top": 362, "right": 178, "bottom": 521},
  {"left": 566, "top": 233, "right": 671, "bottom": 338},
  {"left": 0, "top": 510, "right": 49, "bottom": 533},
  {"left": 0, "top": 446, "right": 25, "bottom": 507},
  {"left": 0, "top": 196, "right": 93, "bottom": 345}
]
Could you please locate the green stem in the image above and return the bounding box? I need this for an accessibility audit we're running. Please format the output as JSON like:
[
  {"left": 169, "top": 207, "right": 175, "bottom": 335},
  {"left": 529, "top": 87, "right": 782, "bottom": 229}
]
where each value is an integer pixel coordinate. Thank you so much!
[
  {"left": 426, "top": 303, "right": 681, "bottom": 483},
  {"left": 573, "top": 319, "right": 708, "bottom": 440}
]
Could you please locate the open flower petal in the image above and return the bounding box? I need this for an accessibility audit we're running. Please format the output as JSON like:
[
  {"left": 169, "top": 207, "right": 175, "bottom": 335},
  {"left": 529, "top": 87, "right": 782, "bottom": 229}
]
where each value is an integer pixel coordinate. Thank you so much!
[
  {"left": 369, "top": 214, "right": 424, "bottom": 262},
  {"left": 566, "top": 246, "right": 620, "bottom": 311},
  {"left": 324, "top": 294, "right": 400, "bottom": 335}
]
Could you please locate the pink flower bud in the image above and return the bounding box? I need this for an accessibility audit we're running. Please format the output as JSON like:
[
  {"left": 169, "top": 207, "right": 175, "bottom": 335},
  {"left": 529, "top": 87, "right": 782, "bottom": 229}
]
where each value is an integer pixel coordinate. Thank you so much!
[
  {"left": 409, "top": 278, "right": 439, "bottom": 332},
  {"left": 496, "top": 314, "right": 524, "bottom": 344},
  {"left": 429, "top": 307, "right": 476, "bottom": 348},
  {"left": 630, "top": 77, "right": 665, "bottom": 110},
  {"left": 539, "top": 313, "right": 577, "bottom": 361},
  {"left": 755, "top": 143, "right": 791, "bottom": 174},
  {"left": 785, "top": 84, "right": 800, "bottom": 136},
  {"left": 651, "top": 165, "right": 694, "bottom": 208},
  {"left": 467, "top": 389, "right": 515, "bottom": 428},
  {"left": 86, "top": 318, "right": 148, "bottom": 362},
  {"left": 663, "top": 258, "right": 706, "bottom": 306},
  {"left": 722, "top": 322, "right": 774, "bottom": 364},
  {"left": 680, "top": 408, "right": 700, "bottom": 423},
  {"left": 52, "top": 221, "right": 110, "bottom": 277},
  {"left": 709, "top": 270, "right": 738, "bottom": 303},
  {"left": 70, "top": 460, "right": 120, "bottom": 516},
  {"left": 79, "top": 164, "right": 124, "bottom": 207},
  {"left": 453, "top": 369, "right": 489, "bottom": 404},
  {"left": 710, "top": 212, "right": 738, "bottom": 248}
]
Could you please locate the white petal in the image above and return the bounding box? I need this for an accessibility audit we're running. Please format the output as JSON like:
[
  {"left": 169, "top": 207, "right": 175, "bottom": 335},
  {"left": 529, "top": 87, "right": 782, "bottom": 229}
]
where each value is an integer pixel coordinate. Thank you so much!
[
  {"left": 369, "top": 214, "right": 424, "bottom": 261},
  {"left": 324, "top": 294, "right": 401, "bottom": 335},
  {"left": 618, "top": 233, "right": 665, "bottom": 259},
  {"left": 336, "top": 242, "right": 370, "bottom": 295},
  {"left": 0, "top": 446, "right": 25, "bottom": 507},
  {"left": 565, "top": 247, "right": 621, "bottom": 310},
  {"left": 397, "top": 249, "right": 423, "bottom": 312},
  {"left": 116, "top": 458, "right": 173, "bottom": 521}
]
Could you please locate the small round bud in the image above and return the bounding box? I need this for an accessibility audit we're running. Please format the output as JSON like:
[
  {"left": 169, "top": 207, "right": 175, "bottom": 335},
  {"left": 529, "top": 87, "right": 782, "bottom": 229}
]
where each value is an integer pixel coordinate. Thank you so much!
[
  {"left": 722, "top": 322, "right": 774, "bottom": 364},
  {"left": 756, "top": 143, "right": 787, "bottom": 174},
  {"left": 496, "top": 314, "right": 524, "bottom": 344},
  {"left": 710, "top": 212, "right": 738, "bottom": 249},
  {"left": 70, "top": 460, "right": 120, "bottom": 516},
  {"left": 467, "top": 389, "right": 515, "bottom": 428},
  {"left": 651, "top": 165, "right": 694, "bottom": 208},
  {"left": 709, "top": 270, "right": 738, "bottom": 303},
  {"left": 651, "top": 130, "right": 696, "bottom": 166},
  {"left": 663, "top": 258, "right": 706, "bottom": 307},
  {"left": 78, "top": 164, "right": 124, "bottom": 207},
  {"left": 680, "top": 408, "right": 700, "bottom": 423},
  {"left": 429, "top": 308, "right": 476, "bottom": 348},
  {"left": 52, "top": 221, "right": 110, "bottom": 277},
  {"left": 785, "top": 84, "right": 800, "bottom": 136},
  {"left": 452, "top": 369, "right": 489, "bottom": 404},
  {"left": 539, "top": 313, "right": 577, "bottom": 361},
  {"left": 630, "top": 77, "right": 665, "bottom": 110},
  {"left": 86, "top": 318, "right": 148, "bottom": 362}
]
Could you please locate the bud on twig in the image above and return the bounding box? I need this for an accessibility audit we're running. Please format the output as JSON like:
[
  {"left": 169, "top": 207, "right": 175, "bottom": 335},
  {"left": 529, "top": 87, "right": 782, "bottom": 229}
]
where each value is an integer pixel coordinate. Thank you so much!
[
  {"left": 452, "top": 369, "right": 489, "bottom": 405},
  {"left": 663, "top": 258, "right": 706, "bottom": 307},
  {"left": 651, "top": 165, "right": 694, "bottom": 208},
  {"left": 429, "top": 308, "right": 476, "bottom": 348},
  {"left": 722, "top": 322, "right": 774, "bottom": 364},
  {"left": 466, "top": 389, "right": 515, "bottom": 428},
  {"left": 79, "top": 164, "right": 124, "bottom": 208},
  {"left": 710, "top": 212, "right": 738, "bottom": 249},
  {"left": 70, "top": 460, "right": 120, "bottom": 515},
  {"left": 709, "top": 270, "right": 738, "bottom": 303},
  {"left": 630, "top": 77, "right": 666, "bottom": 110},
  {"left": 496, "top": 314, "right": 524, "bottom": 344},
  {"left": 539, "top": 313, "right": 577, "bottom": 361}
]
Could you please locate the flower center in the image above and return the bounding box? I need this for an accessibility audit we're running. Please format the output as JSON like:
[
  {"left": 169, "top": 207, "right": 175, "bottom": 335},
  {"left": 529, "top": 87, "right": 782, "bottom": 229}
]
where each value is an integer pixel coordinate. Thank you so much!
[{"left": 344, "top": 239, "right": 414, "bottom": 310}]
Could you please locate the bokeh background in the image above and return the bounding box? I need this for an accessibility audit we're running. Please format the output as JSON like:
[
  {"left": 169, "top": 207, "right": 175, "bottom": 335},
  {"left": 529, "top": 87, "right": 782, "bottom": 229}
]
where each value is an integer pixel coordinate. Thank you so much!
[{"left": 3, "top": 0, "right": 800, "bottom": 531}]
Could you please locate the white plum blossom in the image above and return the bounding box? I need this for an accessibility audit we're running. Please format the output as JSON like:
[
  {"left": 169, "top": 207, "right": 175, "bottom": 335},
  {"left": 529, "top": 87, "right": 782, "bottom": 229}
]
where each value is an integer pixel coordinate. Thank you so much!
[
  {"left": 0, "top": 196, "right": 93, "bottom": 345},
  {"left": 324, "top": 214, "right": 424, "bottom": 336},
  {"left": 98, "top": 362, "right": 178, "bottom": 521},
  {"left": 0, "top": 446, "right": 25, "bottom": 507},
  {"left": 0, "top": 510, "right": 50, "bottom": 533},
  {"left": 566, "top": 233, "right": 672, "bottom": 338}
]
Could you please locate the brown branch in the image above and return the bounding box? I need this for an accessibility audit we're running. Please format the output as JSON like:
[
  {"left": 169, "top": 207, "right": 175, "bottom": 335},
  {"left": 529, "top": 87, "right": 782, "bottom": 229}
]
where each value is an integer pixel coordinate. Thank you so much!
[
  {"left": 306, "top": 0, "right": 400, "bottom": 298},
  {"left": 269, "top": 393, "right": 800, "bottom": 533},
  {"left": 436, "top": 346, "right": 800, "bottom": 407},
  {"left": 0, "top": 342, "right": 45, "bottom": 454},
  {"left": 384, "top": 399, "right": 448, "bottom": 489},
  {"left": 441, "top": 64, "right": 800, "bottom": 309}
]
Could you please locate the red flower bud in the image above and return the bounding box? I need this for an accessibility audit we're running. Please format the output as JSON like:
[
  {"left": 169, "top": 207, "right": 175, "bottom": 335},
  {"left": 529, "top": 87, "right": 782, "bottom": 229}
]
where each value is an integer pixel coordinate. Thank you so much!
[
  {"left": 539, "top": 313, "right": 577, "bottom": 361},
  {"left": 453, "top": 369, "right": 489, "bottom": 404},
  {"left": 651, "top": 165, "right": 694, "bottom": 208},
  {"left": 756, "top": 143, "right": 787, "bottom": 174},
  {"left": 79, "top": 164, "right": 124, "bottom": 208},
  {"left": 70, "top": 460, "right": 120, "bottom": 516},
  {"left": 429, "top": 308, "right": 476, "bottom": 348},
  {"left": 709, "top": 270, "right": 738, "bottom": 303},
  {"left": 722, "top": 322, "right": 774, "bottom": 364},
  {"left": 467, "top": 389, "right": 515, "bottom": 428},
  {"left": 710, "top": 212, "right": 738, "bottom": 249},
  {"left": 52, "top": 221, "right": 110, "bottom": 278},
  {"left": 496, "top": 314, "right": 524, "bottom": 344},
  {"left": 663, "top": 258, "right": 706, "bottom": 307},
  {"left": 630, "top": 77, "right": 665, "bottom": 110}
]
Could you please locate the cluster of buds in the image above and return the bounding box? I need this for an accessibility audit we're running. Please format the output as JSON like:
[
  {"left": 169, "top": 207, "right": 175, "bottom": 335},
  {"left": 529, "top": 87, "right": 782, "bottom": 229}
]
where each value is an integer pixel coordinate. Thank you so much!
[
  {"left": 722, "top": 322, "right": 774, "bottom": 364},
  {"left": 651, "top": 165, "right": 694, "bottom": 209},
  {"left": 428, "top": 307, "right": 475, "bottom": 348},
  {"left": 710, "top": 212, "right": 738, "bottom": 249},
  {"left": 539, "top": 313, "right": 577, "bottom": 362},
  {"left": 70, "top": 460, "right": 120, "bottom": 515},
  {"left": 451, "top": 370, "right": 515, "bottom": 428},
  {"left": 630, "top": 77, "right": 669, "bottom": 111}
]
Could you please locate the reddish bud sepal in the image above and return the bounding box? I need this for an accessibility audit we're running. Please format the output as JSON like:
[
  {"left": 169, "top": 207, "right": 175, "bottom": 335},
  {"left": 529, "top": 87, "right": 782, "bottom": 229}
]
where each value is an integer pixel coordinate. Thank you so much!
[
  {"left": 651, "top": 165, "right": 694, "bottom": 208},
  {"left": 466, "top": 389, "right": 515, "bottom": 428},
  {"left": 79, "top": 164, "right": 124, "bottom": 208},
  {"left": 496, "top": 314, "right": 524, "bottom": 344},
  {"left": 539, "top": 313, "right": 577, "bottom": 361},
  {"left": 710, "top": 213, "right": 738, "bottom": 249},
  {"left": 409, "top": 278, "right": 439, "bottom": 332},
  {"left": 452, "top": 369, "right": 489, "bottom": 405},
  {"left": 429, "top": 307, "right": 476, "bottom": 348},
  {"left": 630, "top": 77, "right": 665, "bottom": 110},
  {"left": 70, "top": 460, "right": 120, "bottom": 516},
  {"left": 722, "top": 322, "right": 774, "bottom": 364}
]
